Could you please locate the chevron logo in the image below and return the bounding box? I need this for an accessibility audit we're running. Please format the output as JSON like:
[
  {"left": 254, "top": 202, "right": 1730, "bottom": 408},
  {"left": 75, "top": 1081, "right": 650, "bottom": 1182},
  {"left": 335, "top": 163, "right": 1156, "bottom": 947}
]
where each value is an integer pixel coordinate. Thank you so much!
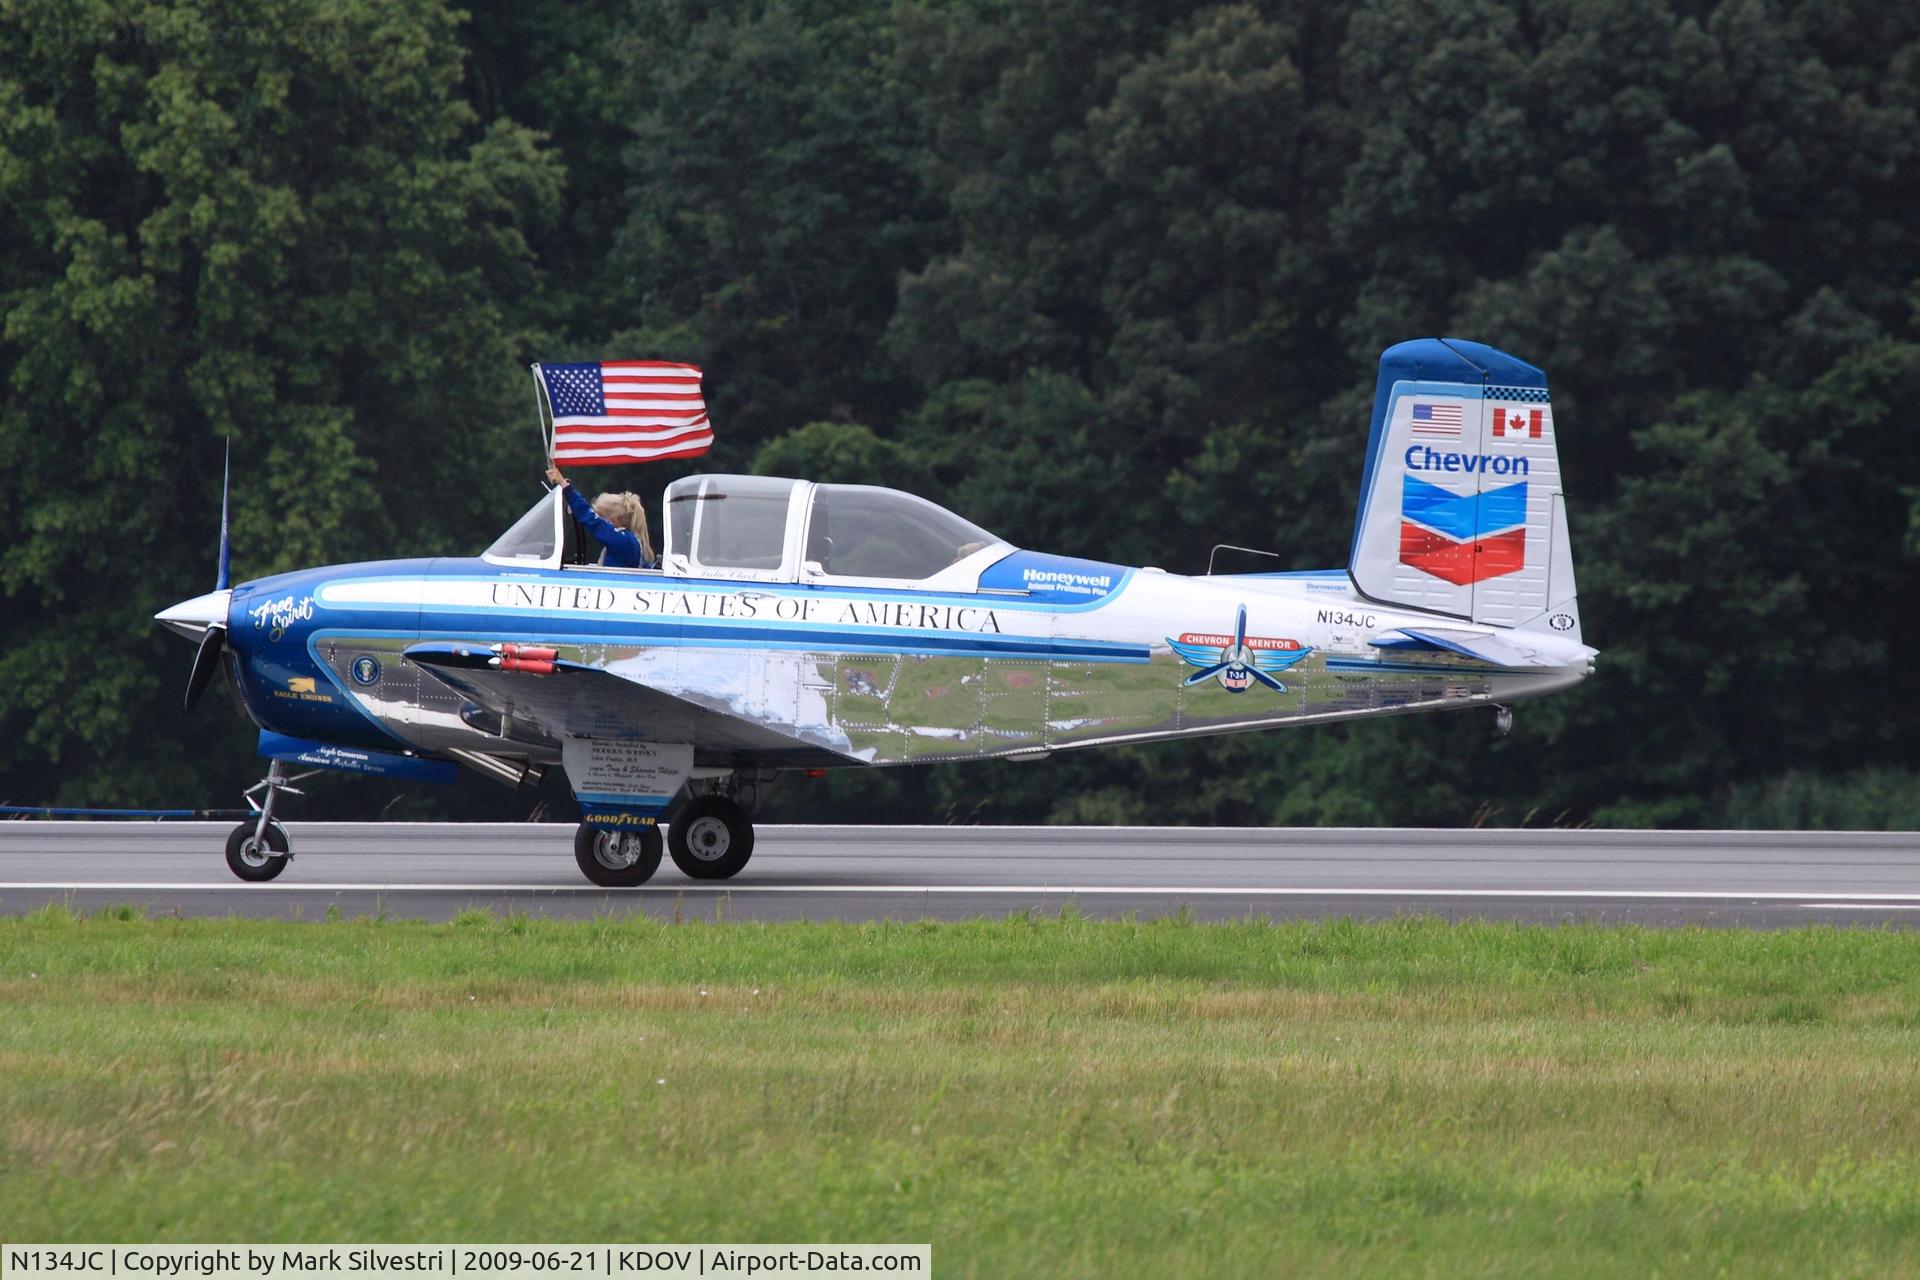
[{"left": 1398, "top": 474, "right": 1528, "bottom": 586}]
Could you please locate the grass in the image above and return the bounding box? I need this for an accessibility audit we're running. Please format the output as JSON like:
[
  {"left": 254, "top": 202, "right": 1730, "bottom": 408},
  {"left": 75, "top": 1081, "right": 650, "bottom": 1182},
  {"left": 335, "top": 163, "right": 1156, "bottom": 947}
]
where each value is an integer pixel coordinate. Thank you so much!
[{"left": 4, "top": 908, "right": 1920, "bottom": 1276}]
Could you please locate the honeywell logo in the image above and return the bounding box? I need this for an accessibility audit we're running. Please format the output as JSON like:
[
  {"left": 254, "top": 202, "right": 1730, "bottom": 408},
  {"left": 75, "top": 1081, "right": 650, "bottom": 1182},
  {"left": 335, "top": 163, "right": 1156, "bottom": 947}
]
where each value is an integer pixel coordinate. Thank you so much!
[{"left": 1023, "top": 568, "right": 1113, "bottom": 590}]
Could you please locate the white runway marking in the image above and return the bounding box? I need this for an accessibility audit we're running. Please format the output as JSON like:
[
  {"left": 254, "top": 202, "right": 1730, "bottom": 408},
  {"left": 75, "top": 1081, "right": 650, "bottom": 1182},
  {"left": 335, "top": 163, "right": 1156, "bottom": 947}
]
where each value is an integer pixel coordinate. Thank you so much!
[{"left": 7, "top": 882, "right": 1920, "bottom": 902}]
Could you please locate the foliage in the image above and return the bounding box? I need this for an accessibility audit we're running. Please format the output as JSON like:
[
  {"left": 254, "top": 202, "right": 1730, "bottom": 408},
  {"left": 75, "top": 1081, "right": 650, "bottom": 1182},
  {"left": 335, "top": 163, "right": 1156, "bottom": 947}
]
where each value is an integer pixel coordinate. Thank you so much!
[{"left": 2, "top": 0, "right": 1917, "bottom": 826}]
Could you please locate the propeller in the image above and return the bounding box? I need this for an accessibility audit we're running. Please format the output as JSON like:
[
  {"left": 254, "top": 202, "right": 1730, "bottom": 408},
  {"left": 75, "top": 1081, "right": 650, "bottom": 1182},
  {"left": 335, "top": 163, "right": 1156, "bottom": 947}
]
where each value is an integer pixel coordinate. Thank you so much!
[
  {"left": 183, "top": 441, "right": 233, "bottom": 711},
  {"left": 185, "top": 624, "right": 227, "bottom": 710}
]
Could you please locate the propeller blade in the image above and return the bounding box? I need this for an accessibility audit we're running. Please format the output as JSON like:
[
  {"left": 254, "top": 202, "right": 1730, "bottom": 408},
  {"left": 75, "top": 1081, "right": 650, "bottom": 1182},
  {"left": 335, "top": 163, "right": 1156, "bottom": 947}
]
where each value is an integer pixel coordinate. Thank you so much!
[
  {"left": 1182, "top": 661, "right": 1232, "bottom": 687},
  {"left": 215, "top": 438, "right": 232, "bottom": 591},
  {"left": 185, "top": 624, "right": 226, "bottom": 711},
  {"left": 1246, "top": 666, "right": 1287, "bottom": 692}
]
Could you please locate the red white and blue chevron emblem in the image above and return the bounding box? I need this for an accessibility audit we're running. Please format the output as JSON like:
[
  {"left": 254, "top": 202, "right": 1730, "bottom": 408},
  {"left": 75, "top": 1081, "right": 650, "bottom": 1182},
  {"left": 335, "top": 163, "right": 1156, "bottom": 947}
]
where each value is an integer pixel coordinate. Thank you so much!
[{"left": 1398, "top": 475, "right": 1528, "bottom": 585}]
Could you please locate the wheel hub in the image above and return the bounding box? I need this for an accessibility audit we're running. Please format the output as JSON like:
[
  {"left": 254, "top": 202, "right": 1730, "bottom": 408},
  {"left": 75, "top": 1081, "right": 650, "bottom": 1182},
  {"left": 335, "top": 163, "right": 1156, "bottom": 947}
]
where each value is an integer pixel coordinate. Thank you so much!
[
  {"left": 593, "top": 832, "right": 641, "bottom": 870},
  {"left": 684, "top": 815, "right": 731, "bottom": 860},
  {"left": 237, "top": 837, "right": 271, "bottom": 868}
]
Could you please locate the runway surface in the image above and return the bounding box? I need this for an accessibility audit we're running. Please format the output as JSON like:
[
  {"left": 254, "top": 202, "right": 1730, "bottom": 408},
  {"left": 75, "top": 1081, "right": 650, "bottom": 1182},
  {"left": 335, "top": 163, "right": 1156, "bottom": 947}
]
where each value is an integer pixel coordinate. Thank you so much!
[{"left": 1, "top": 822, "right": 1917, "bottom": 926}]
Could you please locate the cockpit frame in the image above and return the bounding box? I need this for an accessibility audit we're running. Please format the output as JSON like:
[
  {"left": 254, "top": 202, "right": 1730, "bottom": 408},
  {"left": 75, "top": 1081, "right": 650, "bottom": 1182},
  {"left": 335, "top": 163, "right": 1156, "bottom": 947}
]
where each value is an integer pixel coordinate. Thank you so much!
[{"left": 484, "top": 476, "right": 1013, "bottom": 590}]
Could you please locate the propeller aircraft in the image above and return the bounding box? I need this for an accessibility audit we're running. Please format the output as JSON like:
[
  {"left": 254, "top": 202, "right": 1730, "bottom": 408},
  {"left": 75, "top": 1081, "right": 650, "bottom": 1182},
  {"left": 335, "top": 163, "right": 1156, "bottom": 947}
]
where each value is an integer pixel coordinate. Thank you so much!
[{"left": 155, "top": 338, "right": 1597, "bottom": 885}]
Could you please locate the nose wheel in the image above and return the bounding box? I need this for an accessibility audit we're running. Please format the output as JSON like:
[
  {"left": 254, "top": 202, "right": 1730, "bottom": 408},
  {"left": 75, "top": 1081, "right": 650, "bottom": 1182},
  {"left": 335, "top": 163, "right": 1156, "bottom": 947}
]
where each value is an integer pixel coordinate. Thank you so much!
[
  {"left": 667, "top": 795, "right": 755, "bottom": 880},
  {"left": 225, "top": 819, "right": 290, "bottom": 881},
  {"left": 573, "top": 824, "right": 665, "bottom": 887},
  {"left": 224, "top": 758, "right": 307, "bottom": 882}
]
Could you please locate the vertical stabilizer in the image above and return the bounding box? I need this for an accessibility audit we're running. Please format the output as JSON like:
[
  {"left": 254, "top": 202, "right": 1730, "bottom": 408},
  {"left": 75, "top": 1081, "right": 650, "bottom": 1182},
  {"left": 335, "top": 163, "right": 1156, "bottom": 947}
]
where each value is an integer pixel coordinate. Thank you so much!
[{"left": 1349, "top": 338, "right": 1580, "bottom": 638}]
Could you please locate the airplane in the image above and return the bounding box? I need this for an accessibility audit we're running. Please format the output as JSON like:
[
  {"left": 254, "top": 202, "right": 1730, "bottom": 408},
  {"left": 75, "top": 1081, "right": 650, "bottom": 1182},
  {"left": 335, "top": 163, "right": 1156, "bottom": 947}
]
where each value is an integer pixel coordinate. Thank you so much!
[{"left": 154, "top": 338, "right": 1597, "bottom": 885}]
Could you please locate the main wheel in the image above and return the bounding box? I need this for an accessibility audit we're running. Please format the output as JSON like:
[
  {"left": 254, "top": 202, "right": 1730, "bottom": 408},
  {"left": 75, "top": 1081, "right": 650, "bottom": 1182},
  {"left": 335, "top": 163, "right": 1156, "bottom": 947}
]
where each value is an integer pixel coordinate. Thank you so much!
[
  {"left": 667, "top": 795, "right": 755, "bottom": 880},
  {"left": 573, "top": 824, "right": 664, "bottom": 887},
  {"left": 225, "top": 820, "right": 290, "bottom": 882}
]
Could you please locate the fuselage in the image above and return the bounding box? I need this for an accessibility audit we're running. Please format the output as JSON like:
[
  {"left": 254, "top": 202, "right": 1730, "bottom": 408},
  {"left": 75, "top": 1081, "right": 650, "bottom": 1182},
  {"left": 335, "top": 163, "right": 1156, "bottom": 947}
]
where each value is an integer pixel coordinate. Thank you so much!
[{"left": 163, "top": 547, "right": 1595, "bottom": 771}]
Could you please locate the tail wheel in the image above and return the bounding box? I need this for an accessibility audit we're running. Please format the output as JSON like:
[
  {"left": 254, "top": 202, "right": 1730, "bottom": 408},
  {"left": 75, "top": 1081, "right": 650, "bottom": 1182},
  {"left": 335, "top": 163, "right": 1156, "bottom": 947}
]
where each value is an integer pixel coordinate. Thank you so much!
[
  {"left": 573, "top": 824, "right": 664, "bottom": 887},
  {"left": 225, "top": 820, "right": 290, "bottom": 882},
  {"left": 667, "top": 795, "right": 754, "bottom": 880}
]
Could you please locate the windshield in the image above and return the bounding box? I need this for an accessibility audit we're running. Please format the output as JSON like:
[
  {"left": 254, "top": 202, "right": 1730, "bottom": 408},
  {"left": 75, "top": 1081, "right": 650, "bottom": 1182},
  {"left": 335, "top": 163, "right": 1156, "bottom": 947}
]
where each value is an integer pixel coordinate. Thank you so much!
[
  {"left": 484, "top": 491, "right": 559, "bottom": 564},
  {"left": 806, "top": 485, "right": 1000, "bottom": 579}
]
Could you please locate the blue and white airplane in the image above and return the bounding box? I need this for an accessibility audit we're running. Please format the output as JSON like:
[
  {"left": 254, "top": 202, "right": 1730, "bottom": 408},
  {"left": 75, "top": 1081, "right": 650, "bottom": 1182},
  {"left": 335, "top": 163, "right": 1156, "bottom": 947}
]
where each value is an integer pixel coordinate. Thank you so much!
[{"left": 156, "top": 339, "right": 1596, "bottom": 884}]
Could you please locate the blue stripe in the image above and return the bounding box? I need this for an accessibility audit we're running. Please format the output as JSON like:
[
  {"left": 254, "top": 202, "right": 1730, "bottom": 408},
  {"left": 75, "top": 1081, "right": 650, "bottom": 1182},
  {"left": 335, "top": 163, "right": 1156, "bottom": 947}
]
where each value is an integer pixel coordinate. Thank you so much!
[
  {"left": 406, "top": 564, "right": 1133, "bottom": 614},
  {"left": 314, "top": 623, "right": 1149, "bottom": 665},
  {"left": 1324, "top": 656, "right": 1497, "bottom": 676},
  {"left": 1401, "top": 476, "right": 1528, "bottom": 540}
]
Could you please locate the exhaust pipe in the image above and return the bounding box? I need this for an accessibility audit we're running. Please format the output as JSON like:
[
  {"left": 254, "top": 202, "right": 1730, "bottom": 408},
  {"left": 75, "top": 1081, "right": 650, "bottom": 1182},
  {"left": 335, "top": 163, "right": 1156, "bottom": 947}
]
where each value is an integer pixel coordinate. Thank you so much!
[{"left": 446, "top": 749, "right": 546, "bottom": 790}]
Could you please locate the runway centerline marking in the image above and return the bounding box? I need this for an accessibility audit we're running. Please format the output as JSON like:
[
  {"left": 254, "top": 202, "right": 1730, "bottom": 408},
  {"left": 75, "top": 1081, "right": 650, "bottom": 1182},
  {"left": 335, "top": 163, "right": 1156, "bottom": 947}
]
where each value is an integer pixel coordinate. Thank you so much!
[{"left": 7, "top": 882, "right": 1920, "bottom": 902}]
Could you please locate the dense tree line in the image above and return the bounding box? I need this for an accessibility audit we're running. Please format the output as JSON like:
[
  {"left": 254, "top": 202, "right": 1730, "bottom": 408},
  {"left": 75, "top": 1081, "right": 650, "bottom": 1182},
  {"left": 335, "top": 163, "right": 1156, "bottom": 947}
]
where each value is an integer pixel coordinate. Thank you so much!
[{"left": 3, "top": 0, "right": 1916, "bottom": 827}]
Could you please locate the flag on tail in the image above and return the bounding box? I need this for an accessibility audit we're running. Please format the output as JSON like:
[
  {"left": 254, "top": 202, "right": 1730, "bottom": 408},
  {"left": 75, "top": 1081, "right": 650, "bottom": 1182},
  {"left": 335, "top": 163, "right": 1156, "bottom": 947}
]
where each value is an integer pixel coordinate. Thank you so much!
[{"left": 536, "top": 361, "right": 714, "bottom": 465}]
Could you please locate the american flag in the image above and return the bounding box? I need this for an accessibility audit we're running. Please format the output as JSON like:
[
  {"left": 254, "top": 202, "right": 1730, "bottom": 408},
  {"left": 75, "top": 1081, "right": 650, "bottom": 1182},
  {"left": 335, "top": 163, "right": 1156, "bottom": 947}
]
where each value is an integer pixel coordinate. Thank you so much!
[
  {"left": 538, "top": 361, "right": 714, "bottom": 465},
  {"left": 1409, "top": 401, "right": 1463, "bottom": 438}
]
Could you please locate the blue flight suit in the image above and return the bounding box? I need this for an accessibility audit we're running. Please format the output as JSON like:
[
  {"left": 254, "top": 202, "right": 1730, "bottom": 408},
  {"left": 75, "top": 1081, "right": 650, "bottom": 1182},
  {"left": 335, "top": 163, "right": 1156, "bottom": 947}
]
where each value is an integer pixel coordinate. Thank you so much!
[{"left": 563, "top": 485, "right": 653, "bottom": 569}]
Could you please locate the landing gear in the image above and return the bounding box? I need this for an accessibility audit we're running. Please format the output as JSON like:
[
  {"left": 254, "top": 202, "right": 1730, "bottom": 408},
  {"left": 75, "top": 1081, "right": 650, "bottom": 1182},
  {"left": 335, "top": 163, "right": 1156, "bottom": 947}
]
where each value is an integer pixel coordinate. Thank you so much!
[
  {"left": 573, "top": 824, "right": 665, "bottom": 887},
  {"left": 225, "top": 819, "right": 290, "bottom": 881},
  {"left": 667, "top": 795, "right": 755, "bottom": 880},
  {"left": 225, "top": 759, "right": 305, "bottom": 882}
]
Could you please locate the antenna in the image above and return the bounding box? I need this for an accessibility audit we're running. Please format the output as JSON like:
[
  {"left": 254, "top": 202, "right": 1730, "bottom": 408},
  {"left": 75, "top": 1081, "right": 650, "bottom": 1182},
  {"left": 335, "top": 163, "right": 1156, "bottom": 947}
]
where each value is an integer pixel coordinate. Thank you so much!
[
  {"left": 529, "top": 363, "right": 556, "bottom": 471},
  {"left": 1206, "top": 543, "right": 1280, "bottom": 576}
]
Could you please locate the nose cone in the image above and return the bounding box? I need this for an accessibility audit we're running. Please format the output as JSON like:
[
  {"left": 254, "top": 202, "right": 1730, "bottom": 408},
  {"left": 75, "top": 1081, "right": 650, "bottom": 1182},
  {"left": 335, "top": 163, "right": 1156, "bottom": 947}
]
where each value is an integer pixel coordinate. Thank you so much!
[{"left": 155, "top": 589, "right": 232, "bottom": 641}]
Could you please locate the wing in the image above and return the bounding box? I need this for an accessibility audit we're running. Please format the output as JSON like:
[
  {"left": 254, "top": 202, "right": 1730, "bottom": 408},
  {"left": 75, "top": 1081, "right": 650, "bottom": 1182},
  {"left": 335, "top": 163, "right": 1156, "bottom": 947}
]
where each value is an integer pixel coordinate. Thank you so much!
[
  {"left": 1253, "top": 647, "right": 1313, "bottom": 673},
  {"left": 1166, "top": 637, "right": 1227, "bottom": 668},
  {"left": 405, "top": 643, "right": 859, "bottom": 769}
]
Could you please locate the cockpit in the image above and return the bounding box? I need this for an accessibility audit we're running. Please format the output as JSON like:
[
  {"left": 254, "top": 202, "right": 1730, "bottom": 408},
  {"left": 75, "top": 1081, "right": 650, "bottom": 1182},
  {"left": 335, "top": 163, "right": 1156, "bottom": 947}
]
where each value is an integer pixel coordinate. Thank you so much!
[{"left": 482, "top": 475, "right": 1010, "bottom": 586}]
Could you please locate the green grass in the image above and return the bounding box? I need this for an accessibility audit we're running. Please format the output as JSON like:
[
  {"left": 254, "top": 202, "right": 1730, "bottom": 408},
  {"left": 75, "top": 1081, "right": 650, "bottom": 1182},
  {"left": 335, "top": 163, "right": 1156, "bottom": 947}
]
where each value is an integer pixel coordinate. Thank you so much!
[{"left": 5, "top": 909, "right": 1920, "bottom": 1276}]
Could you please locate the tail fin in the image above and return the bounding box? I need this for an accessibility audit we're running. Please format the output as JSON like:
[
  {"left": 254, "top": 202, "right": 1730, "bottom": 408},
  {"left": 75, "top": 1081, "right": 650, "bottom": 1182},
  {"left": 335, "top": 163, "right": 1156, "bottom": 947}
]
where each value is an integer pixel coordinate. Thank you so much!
[{"left": 1348, "top": 338, "right": 1580, "bottom": 639}]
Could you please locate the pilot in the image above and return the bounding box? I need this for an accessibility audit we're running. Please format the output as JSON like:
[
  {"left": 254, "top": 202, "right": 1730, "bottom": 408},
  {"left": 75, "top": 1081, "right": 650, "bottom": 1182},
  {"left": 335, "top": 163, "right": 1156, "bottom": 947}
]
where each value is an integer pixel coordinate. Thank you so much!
[{"left": 545, "top": 464, "right": 656, "bottom": 569}]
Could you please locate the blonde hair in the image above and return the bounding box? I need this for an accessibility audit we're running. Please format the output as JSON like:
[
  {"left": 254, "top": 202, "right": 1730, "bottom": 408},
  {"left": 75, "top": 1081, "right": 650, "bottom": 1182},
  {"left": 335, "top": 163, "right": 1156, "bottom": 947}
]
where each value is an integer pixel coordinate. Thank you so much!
[{"left": 593, "top": 491, "right": 656, "bottom": 564}]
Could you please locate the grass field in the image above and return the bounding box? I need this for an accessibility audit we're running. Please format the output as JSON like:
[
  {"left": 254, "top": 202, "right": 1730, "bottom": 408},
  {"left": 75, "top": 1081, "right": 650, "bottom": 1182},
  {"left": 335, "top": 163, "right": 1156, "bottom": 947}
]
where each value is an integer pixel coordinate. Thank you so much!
[{"left": 4, "top": 907, "right": 1920, "bottom": 1276}]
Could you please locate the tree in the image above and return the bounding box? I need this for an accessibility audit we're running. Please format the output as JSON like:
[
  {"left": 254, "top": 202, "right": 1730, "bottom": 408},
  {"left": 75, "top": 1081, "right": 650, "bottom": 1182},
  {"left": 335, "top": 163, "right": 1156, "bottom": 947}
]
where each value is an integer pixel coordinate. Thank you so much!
[{"left": 0, "top": 0, "right": 560, "bottom": 808}]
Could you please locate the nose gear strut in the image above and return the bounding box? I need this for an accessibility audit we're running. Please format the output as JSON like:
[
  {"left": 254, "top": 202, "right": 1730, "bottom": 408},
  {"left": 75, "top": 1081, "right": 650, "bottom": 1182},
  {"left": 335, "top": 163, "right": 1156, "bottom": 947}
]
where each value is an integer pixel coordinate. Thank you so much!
[{"left": 224, "top": 759, "right": 316, "bottom": 882}]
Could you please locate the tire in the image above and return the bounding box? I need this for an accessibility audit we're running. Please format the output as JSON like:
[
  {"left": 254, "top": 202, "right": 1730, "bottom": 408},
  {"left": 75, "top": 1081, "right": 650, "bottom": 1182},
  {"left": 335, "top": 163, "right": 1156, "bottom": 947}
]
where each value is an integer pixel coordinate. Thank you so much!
[
  {"left": 573, "top": 824, "right": 664, "bottom": 887},
  {"left": 225, "top": 820, "right": 290, "bottom": 882},
  {"left": 667, "top": 795, "right": 754, "bottom": 880}
]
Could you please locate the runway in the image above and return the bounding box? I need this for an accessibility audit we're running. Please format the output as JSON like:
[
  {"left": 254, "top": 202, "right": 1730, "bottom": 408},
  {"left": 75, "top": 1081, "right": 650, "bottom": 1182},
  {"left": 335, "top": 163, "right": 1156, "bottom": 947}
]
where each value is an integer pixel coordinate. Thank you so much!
[{"left": 1, "top": 822, "right": 1917, "bottom": 926}]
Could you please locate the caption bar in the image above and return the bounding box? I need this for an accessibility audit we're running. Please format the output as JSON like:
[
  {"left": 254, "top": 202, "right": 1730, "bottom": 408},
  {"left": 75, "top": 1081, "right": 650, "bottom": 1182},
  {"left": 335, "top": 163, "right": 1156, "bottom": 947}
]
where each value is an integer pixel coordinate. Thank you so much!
[{"left": 4, "top": 1249, "right": 929, "bottom": 1280}]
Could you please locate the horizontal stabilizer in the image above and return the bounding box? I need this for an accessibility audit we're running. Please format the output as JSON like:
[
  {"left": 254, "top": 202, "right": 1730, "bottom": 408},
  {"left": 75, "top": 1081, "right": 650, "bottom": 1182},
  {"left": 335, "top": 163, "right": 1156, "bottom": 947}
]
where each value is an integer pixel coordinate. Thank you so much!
[{"left": 1369, "top": 627, "right": 1592, "bottom": 670}]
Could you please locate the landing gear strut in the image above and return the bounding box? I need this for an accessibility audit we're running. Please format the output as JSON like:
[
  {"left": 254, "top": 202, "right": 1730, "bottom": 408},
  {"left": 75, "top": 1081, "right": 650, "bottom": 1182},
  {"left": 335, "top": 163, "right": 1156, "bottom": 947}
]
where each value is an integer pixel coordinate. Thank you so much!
[
  {"left": 573, "top": 824, "right": 665, "bottom": 887},
  {"left": 225, "top": 759, "right": 307, "bottom": 882}
]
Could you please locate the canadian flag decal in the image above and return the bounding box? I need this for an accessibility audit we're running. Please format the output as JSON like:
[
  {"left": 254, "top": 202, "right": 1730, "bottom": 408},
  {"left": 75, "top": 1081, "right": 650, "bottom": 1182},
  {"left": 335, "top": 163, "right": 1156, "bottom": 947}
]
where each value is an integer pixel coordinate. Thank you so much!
[{"left": 1494, "top": 408, "right": 1543, "bottom": 439}]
